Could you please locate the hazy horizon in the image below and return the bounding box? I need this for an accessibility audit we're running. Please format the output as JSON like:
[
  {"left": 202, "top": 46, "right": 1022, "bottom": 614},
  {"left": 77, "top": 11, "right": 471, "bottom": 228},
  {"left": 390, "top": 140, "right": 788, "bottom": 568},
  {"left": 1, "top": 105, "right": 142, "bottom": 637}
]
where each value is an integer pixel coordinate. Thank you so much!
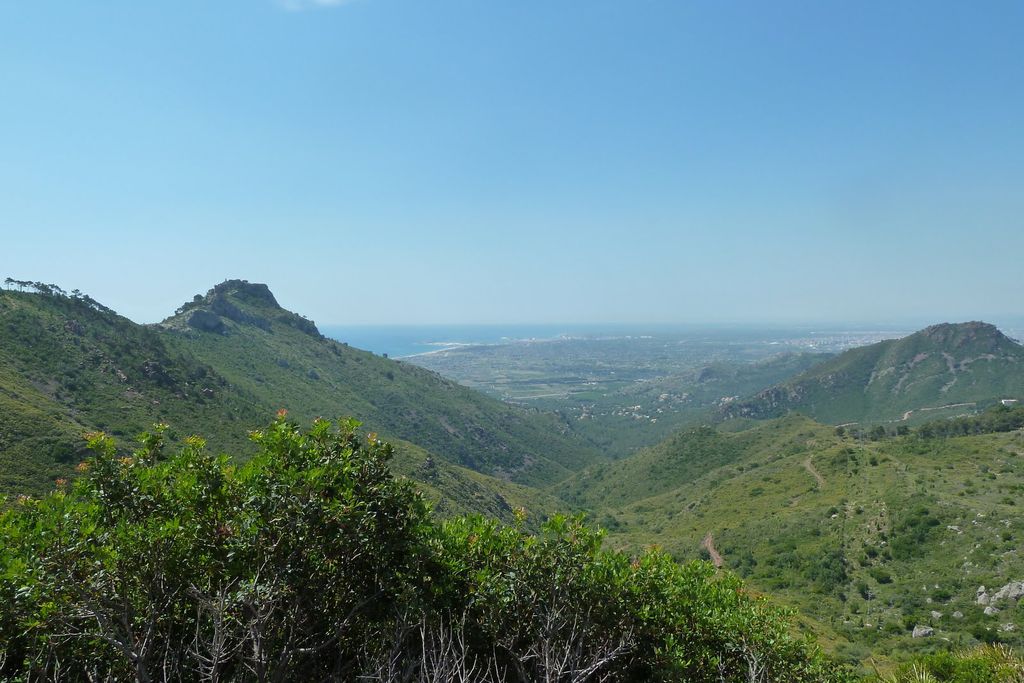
[
  {"left": 3, "top": 1, "right": 1021, "bottom": 325},
  {"left": 5, "top": 276, "right": 1024, "bottom": 334}
]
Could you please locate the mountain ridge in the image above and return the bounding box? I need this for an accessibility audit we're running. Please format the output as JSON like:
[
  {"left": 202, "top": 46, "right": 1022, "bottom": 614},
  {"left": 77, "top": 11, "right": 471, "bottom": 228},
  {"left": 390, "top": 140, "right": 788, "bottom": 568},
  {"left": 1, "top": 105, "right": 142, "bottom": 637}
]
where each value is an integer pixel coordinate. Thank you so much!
[
  {"left": 0, "top": 280, "right": 603, "bottom": 508},
  {"left": 719, "top": 321, "right": 1024, "bottom": 426}
]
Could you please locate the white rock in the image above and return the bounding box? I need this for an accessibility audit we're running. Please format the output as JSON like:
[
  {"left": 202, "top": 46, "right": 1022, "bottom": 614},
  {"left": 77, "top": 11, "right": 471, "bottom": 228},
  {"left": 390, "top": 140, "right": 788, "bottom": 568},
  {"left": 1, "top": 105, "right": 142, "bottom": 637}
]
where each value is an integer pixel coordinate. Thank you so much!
[
  {"left": 985, "top": 606, "right": 1001, "bottom": 616},
  {"left": 931, "top": 611, "right": 943, "bottom": 619},
  {"left": 912, "top": 625, "right": 934, "bottom": 638},
  {"left": 992, "top": 581, "right": 1024, "bottom": 602}
]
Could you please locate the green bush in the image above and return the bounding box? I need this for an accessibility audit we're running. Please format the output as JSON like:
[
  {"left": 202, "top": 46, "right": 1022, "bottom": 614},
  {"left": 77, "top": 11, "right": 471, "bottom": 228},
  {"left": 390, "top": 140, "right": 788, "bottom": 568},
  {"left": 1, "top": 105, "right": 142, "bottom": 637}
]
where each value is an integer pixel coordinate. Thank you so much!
[
  {"left": 0, "top": 417, "right": 852, "bottom": 682},
  {"left": 877, "top": 643, "right": 1024, "bottom": 682}
]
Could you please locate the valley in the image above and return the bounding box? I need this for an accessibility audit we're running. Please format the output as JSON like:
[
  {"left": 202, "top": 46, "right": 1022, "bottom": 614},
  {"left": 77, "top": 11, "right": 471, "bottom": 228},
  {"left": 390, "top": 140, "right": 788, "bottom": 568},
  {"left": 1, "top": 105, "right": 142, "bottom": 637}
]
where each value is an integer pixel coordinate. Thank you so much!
[
  {"left": 2, "top": 280, "right": 1023, "bottom": 677},
  {"left": 405, "top": 327, "right": 902, "bottom": 454},
  {"left": 563, "top": 414, "right": 1024, "bottom": 668}
]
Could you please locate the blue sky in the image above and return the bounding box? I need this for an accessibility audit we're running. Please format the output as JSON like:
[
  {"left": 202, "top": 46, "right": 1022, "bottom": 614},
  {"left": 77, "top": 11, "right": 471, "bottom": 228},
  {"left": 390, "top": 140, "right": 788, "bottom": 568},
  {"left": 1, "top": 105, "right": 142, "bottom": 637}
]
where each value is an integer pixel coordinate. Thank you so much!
[{"left": 1, "top": 1, "right": 1021, "bottom": 325}]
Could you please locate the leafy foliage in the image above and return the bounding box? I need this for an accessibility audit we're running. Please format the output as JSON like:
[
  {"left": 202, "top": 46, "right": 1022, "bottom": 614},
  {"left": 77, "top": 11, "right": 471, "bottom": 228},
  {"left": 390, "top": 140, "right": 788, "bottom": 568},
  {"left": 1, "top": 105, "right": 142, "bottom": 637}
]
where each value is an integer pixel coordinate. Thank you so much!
[{"left": 0, "top": 417, "right": 851, "bottom": 682}]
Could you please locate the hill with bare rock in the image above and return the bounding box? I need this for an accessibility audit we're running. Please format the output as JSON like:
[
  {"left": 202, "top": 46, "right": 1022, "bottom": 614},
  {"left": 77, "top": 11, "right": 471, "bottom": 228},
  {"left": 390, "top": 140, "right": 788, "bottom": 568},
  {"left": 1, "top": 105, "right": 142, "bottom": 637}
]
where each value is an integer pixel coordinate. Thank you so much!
[
  {"left": 0, "top": 280, "right": 601, "bottom": 513},
  {"left": 720, "top": 322, "right": 1024, "bottom": 426}
]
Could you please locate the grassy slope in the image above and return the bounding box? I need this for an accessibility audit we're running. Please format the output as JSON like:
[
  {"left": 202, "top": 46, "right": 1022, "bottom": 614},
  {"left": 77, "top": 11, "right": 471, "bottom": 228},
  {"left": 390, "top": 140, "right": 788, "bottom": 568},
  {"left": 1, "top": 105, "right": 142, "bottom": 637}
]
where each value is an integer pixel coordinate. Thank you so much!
[
  {"left": 722, "top": 322, "right": 1024, "bottom": 426},
  {"left": 387, "top": 438, "right": 563, "bottom": 523},
  {"left": 0, "top": 286, "right": 585, "bottom": 520},
  {"left": 0, "top": 362, "right": 86, "bottom": 494},
  {"left": 560, "top": 415, "right": 1024, "bottom": 672},
  {"left": 157, "top": 280, "right": 602, "bottom": 486},
  {"left": 0, "top": 290, "right": 267, "bottom": 493}
]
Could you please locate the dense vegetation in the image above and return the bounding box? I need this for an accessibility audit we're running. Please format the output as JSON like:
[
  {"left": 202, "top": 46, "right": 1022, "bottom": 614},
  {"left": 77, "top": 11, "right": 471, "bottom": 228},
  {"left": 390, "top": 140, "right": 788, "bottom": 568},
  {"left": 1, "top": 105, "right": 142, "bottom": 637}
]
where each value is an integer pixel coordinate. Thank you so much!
[
  {"left": 0, "top": 283, "right": 600, "bottom": 516},
  {"left": 833, "top": 404, "right": 1024, "bottom": 443},
  {"left": 915, "top": 404, "right": 1024, "bottom": 439},
  {"left": 0, "top": 416, "right": 851, "bottom": 682}
]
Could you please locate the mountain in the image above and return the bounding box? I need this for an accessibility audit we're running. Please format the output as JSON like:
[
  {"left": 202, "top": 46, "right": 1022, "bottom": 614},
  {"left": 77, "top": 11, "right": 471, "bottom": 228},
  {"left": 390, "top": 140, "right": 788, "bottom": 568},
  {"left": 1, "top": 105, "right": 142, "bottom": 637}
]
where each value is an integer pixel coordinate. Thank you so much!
[
  {"left": 720, "top": 322, "right": 1024, "bottom": 426},
  {"left": 157, "top": 280, "right": 601, "bottom": 482},
  {"left": 560, "top": 412, "right": 1024, "bottom": 669},
  {"left": 0, "top": 285, "right": 263, "bottom": 494},
  {"left": 0, "top": 281, "right": 600, "bottom": 512}
]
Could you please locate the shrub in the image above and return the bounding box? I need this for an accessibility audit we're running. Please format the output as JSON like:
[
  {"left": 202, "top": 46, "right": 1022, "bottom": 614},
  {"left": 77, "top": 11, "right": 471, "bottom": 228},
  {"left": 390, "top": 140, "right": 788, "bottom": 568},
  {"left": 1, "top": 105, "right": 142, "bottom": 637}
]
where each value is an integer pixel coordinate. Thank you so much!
[
  {"left": 0, "top": 417, "right": 853, "bottom": 682},
  {"left": 879, "top": 643, "right": 1024, "bottom": 682}
]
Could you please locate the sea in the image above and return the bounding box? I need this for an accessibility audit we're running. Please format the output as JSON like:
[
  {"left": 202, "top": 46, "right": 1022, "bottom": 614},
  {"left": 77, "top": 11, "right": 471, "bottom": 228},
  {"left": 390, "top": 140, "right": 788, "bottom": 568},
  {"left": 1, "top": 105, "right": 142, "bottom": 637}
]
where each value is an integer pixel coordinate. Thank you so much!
[{"left": 316, "top": 322, "right": 936, "bottom": 359}]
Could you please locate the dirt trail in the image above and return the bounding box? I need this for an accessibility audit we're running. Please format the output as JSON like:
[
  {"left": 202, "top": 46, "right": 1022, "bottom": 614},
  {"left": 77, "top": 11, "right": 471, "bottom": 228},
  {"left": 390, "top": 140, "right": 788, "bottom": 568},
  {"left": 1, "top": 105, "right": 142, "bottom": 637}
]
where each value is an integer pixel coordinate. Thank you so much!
[
  {"left": 897, "top": 402, "right": 976, "bottom": 422},
  {"left": 803, "top": 456, "right": 825, "bottom": 488},
  {"left": 701, "top": 532, "right": 724, "bottom": 568}
]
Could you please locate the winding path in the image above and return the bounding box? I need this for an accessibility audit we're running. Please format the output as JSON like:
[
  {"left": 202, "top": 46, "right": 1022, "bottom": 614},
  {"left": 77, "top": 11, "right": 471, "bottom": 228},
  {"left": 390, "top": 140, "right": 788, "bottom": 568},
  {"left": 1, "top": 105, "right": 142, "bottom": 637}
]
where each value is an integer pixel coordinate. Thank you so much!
[
  {"left": 897, "top": 402, "right": 976, "bottom": 422},
  {"left": 803, "top": 456, "right": 825, "bottom": 488},
  {"left": 701, "top": 532, "right": 724, "bottom": 568}
]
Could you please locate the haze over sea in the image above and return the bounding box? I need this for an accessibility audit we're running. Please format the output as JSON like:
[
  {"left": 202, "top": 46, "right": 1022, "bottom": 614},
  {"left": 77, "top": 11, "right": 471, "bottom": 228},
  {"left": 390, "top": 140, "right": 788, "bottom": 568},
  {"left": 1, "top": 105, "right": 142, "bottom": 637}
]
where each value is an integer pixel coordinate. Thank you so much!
[
  {"left": 318, "top": 323, "right": 940, "bottom": 360},
  {"left": 319, "top": 324, "right": 607, "bottom": 359}
]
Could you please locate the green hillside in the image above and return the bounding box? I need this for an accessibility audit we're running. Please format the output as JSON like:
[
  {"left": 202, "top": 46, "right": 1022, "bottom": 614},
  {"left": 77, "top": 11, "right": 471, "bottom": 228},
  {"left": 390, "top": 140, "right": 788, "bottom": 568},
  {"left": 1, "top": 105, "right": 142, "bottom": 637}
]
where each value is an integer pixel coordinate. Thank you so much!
[
  {"left": 0, "top": 286, "right": 266, "bottom": 493},
  {"left": 0, "top": 282, "right": 598, "bottom": 516},
  {"left": 157, "top": 280, "right": 601, "bottom": 485},
  {"left": 721, "top": 322, "right": 1024, "bottom": 426},
  {"left": 560, "top": 413, "right": 1024, "bottom": 672}
]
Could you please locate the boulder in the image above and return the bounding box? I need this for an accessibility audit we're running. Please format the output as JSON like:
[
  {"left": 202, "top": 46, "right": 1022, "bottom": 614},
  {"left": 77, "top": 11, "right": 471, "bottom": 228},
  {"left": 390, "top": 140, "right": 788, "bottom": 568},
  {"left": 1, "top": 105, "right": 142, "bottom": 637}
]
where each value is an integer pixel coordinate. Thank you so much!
[
  {"left": 952, "top": 611, "right": 964, "bottom": 619},
  {"left": 912, "top": 625, "right": 934, "bottom": 638},
  {"left": 930, "top": 611, "right": 943, "bottom": 620},
  {"left": 985, "top": 606, "right": 1001, "bottom": 616},
  {"left": 977, "top": 586, "right": 990, "bottom": 605},
  {"left": 992, "top": 581, "right": 1024, "bottom": 603}
]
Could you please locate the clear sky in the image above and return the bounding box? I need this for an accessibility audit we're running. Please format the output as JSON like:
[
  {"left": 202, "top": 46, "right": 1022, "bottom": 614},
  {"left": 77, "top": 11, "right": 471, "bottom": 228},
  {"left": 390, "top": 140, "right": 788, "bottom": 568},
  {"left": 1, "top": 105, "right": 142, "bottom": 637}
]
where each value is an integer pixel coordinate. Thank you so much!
[{"left": 2, "top": 1, "right": 1021, "bottom": 325}]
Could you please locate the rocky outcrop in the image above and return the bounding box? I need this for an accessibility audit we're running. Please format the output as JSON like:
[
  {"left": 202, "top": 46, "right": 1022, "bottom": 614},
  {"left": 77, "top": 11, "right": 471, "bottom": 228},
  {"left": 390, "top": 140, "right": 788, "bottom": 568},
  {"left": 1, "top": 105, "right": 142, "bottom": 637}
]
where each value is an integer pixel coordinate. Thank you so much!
[
  {"left": 210, "top": 294, "right": 272, "bottom": 331},
  {"left": 211, "top": 279, "right": 279, "bottom": 308},
  {"left": 187, "top": 310, "right": 226, "bottom": 334},
  {"left": 977, "top": 581, "right": 1023, "bottom": 609},
  {"left": 992, "top": 581, "right": 1024, "bottom": 602},
  {"left": 279, "top": 312, "right": 320, "bottom": 337},
  {"left": 174, "top": 280, "right": 321, "bottom": 339},
  {"left": 921, "top": 321, "right": 1011, "bottom": 353},
  {"left": 141, "top": 360, "right": 175, "bottom": 389}
]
